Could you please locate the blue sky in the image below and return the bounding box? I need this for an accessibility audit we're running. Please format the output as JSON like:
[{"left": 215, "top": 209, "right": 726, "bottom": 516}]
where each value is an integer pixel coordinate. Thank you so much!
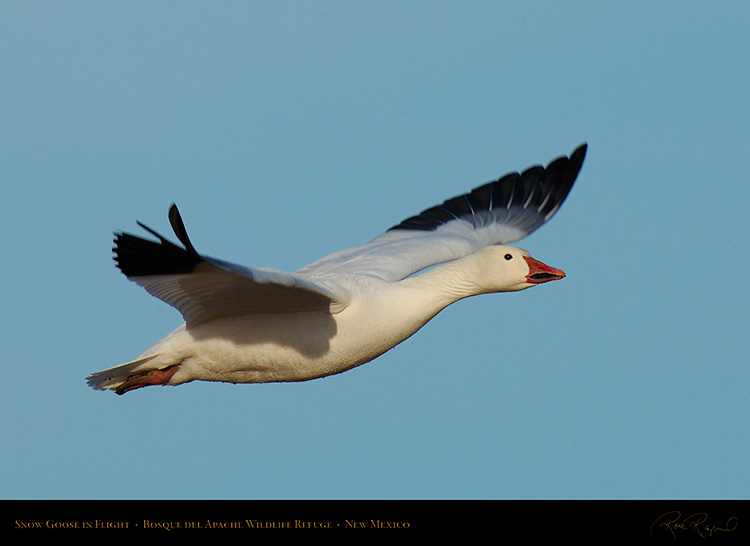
[{"left": 1, "top": 2, "right": 748, "bottom": 500}]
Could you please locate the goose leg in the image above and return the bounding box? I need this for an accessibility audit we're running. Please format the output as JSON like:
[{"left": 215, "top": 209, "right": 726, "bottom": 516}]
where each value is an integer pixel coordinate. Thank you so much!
[{"left": 115, "top": 365, "right": 180, "bottom": 395}]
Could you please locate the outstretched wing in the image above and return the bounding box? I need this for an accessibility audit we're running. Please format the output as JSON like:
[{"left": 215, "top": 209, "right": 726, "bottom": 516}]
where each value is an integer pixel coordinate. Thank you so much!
[
  {"left": 114, "top": 205, "right": 347, "bottom": 326},
  {"left": 298, "top": 143, "right": 587, "bottom": 281}
]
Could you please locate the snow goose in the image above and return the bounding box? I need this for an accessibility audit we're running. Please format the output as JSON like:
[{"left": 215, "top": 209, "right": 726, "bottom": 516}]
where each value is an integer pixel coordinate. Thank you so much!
[{"left": 87, "top": 144, "right": 587, "bottom": 394}]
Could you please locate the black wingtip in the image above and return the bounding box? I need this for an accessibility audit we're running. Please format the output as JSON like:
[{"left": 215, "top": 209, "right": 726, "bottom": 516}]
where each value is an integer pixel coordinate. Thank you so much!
[
  {"left": 387, "top": 143, "right": 588, "bottom": 233},
  {"left": 112, "top": 204, "right": 203, "bottom": 278}
]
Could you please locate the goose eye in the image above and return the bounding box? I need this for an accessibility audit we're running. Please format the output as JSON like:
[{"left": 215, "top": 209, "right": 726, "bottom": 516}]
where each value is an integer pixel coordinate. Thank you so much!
[{"left": 504, "top": 253, "right": 513, "bottom": 260}]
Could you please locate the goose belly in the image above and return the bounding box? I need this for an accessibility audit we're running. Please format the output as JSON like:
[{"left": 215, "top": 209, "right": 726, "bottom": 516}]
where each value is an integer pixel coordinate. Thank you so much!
[{"left": 166, "top": 302, "right": 433, "bottom": 385}]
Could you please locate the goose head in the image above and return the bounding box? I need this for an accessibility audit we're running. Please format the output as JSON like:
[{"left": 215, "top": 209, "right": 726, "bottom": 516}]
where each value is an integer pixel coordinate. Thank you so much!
[{"left": 472, "top": 245, "right": 566, "bottom": 293}]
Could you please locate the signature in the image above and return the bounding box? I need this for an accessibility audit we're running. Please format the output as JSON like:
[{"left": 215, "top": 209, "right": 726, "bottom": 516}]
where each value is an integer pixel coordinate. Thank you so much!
[{"left": 650, "top": 511, "right": 738, "bottom": 539}]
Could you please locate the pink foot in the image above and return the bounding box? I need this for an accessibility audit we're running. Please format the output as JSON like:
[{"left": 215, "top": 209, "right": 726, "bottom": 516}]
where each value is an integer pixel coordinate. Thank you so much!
[{"left": 115, "top": 364, "right": 180, "bottom": 395}]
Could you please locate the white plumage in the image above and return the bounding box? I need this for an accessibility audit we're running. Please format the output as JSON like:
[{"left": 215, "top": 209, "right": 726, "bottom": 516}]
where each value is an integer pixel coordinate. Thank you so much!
[{"left": 87, "top": 144, "right": 586, "bottom": 394}]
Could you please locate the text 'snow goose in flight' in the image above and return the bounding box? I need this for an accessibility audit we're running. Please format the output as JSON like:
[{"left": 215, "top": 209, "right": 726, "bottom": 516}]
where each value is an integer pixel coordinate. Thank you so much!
[{"left": 87, "top": 144, "right": 587, "bottom": 394}]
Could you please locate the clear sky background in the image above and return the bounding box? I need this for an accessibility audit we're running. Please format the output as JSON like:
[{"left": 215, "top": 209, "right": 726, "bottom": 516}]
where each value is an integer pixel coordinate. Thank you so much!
[{"left": 1, "top": 2, "right": 748, "bottom": 500}]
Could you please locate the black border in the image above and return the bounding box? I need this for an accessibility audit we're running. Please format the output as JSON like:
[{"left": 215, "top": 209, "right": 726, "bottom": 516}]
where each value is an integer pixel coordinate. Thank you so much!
[{"left": 4, "top": 500, "right": 749, "bottom": 540}]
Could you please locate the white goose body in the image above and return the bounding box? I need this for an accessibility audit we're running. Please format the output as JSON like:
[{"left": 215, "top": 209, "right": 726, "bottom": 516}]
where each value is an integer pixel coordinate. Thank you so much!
[{"left": 87, "top": 144, "right": 586, "bottom": 394}]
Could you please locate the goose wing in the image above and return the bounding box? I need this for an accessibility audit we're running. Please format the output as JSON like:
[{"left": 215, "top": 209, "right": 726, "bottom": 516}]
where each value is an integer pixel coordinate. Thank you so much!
[
  {"left": 298, "top": 143, "right": 587, "bottom": 281},
  {"left": 113, "top": 205, "right": 347, "bottom": 327}
]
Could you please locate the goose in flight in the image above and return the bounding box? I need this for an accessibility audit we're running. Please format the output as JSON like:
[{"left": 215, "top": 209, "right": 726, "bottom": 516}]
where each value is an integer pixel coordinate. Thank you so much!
[{"left": 87, "top": 144, "right": 587, "bottom": 394}]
